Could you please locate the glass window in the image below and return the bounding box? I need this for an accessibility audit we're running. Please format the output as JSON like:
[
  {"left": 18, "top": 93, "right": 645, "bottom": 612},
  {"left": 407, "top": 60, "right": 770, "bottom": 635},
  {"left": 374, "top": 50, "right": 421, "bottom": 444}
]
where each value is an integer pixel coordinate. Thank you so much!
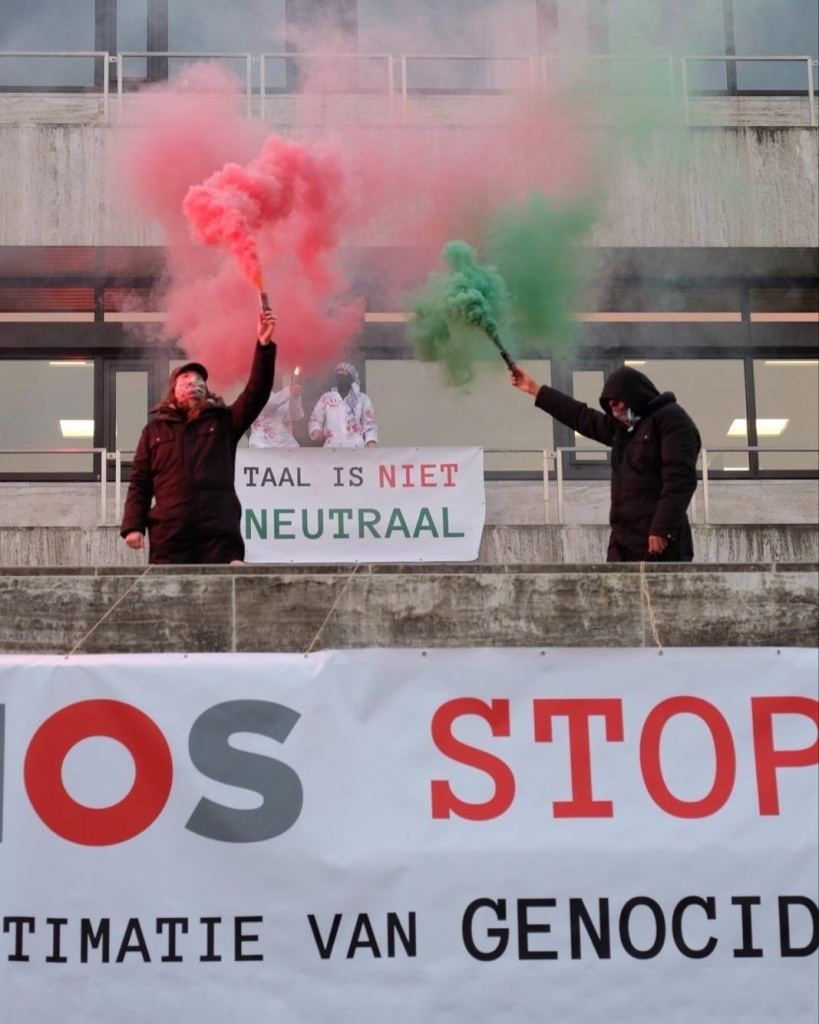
[
  {"left": 608, "top": 0, "right": 727, "bottom": 90},
  {"left": 0, "top": 2, "right": 97, "bottom": 87},
  {"left": 734, "top": 0, "right": 818, "bottom": 90},
  {"left": 115, "top": 371, "right": 149, "bottom": 457},
  {"left": 360, "top": 0, "right": 536, "bottom": 91},
  {"left": 754, "top": 360, "right": 819, "bottom": 471},
  {"left": 169, "top": 0, "right": 285, "bottom": 53},
  {"left": 623, "top": 358, "right": 749, "bottom": 472},
  {"left": 0, "top": 360, "right": 95, "bottom": 473},
  {"left": 557, "top": 0, "right": 590, "bottom": 53},
  {"left": 365, "top": 359, "right": 553, "bottom": 472},
  {"left": 118, "top": 0, "right": 149, "bottom": 79},
  {"left": 572, "top": 369, "right": 609, "bottom": 460}
]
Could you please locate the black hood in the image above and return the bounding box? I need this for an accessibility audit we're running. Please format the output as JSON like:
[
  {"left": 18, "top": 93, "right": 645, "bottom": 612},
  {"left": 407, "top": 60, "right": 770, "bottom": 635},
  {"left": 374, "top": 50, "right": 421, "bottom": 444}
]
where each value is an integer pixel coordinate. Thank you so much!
[{"left": 599, "top": 368, "right": 668, "bottom": 416}]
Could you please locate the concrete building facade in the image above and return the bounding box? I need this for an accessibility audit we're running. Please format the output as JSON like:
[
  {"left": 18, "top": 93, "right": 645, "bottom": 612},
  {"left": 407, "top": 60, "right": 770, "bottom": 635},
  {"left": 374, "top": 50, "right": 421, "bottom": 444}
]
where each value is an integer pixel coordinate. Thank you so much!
[{"left": 0, "top": 0, "right": 817, "bottom": 552}]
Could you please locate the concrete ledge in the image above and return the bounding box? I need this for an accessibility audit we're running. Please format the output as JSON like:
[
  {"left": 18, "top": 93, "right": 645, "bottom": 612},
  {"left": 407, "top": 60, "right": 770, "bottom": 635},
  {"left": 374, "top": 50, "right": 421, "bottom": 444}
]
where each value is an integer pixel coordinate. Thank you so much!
[
  {"left": 1, "top": 524, "right": 816, "bottom": 567},
  {"left": 0, "top": 563, "right": 815, "bottom": 653}
]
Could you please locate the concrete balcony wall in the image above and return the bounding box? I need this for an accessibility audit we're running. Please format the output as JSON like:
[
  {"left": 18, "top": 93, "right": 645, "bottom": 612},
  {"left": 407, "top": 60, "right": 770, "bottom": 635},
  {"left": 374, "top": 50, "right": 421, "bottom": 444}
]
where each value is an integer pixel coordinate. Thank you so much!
[
  {"left": 0, "top": 563, "right": 815, "bottom": 653},
  {"left": 0, "top": 122, "right": 816, "bottom": 248},
  {"left": 0, "top": 522, "right": 817, "bottom": 568}
]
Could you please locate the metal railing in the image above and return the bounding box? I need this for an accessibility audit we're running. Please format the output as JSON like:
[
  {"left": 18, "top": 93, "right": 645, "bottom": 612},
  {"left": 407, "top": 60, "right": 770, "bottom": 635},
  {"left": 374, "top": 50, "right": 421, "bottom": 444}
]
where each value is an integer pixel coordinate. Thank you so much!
[
  {"left": 541, "top": 53, "right": 676, "bottom": 97},
  {"left": 0, "top": 449, "right": 121, "bottom": 524},
  {"left": 259, "top": 52, "right": 395, "bottom": 122},
  {"left": 552, "top": 445, "right": 819, "bottom": 526},
  {"left": 485, "top": 448, "right": 554, "bottom": 523},
  {"left": 1, "top": 50, "right": 817, "bottom": 128},
  {"left": 0, "top": 445, "right": 816, "bottom": 529},
  {"left": 399, "top": 53, "right": 537, "bottom": 122},
  {"left": 116, "top": 52, "right": 253, "bottom": 120},
  {"left": 680, "top": 55, "right": 817, "bottom": 127},
  {"left": 0, "top": 51, "right": 113, "bottom": 122},
  {"left": 700, "top": 446, "right": 819, "bottom": 524}
]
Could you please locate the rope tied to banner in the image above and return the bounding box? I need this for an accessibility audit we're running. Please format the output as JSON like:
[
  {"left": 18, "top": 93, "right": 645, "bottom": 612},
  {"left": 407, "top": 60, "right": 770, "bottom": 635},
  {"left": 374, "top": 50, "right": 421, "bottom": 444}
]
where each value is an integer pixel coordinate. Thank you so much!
[
  {"left": 66, "top": 564, "right": 153, "bottom": 657},
  {"left": 305, "top": 563, "right": 360, "bottom": 655},
  {"left": 639, "top": 561, "right": 663, "bottom": 652}
]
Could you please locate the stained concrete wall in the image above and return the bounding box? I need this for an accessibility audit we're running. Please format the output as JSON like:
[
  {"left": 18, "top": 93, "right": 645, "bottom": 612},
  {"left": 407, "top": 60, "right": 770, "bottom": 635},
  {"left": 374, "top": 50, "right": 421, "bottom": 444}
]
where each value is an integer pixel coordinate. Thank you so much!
[
  {"left": 0, "top": 563, "right": 815, "bottom": 653},
  {"left": 0, "top": 122, "right": 816, "bottom": 248},
  {"left": 0, "top": 523, "right": 817, "bottom": 567}
]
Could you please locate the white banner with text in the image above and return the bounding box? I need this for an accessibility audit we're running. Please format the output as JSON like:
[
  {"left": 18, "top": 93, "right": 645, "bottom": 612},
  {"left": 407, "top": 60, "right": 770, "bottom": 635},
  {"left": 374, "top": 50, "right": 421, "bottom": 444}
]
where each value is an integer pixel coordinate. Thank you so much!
[
  {"left": 235, "top": 446, "right": 485, "bottom": 562},
  {"left": 0, "top": 648, "right": 817, "bottom": 1023}
]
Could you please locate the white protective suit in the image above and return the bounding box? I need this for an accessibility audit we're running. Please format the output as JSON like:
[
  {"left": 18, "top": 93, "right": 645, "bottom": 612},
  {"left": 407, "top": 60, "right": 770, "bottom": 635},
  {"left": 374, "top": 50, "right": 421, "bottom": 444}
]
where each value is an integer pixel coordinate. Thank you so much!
[
  {"left": 308, "top": 368, "right": 378, "bottom": 448},
  {"left": 248, "top": 387, "right": 305, "bottom": 448}
]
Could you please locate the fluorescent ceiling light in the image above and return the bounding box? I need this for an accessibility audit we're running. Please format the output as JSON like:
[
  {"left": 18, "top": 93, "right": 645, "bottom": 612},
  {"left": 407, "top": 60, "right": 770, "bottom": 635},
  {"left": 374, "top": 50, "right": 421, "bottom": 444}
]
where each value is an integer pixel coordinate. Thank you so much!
[
  {"left": 624, "top": 360, "right": 645, "bottom": 365},
  {"left": 60, "top": 419, "right": 94, "bottom": 438},
  {"left": 580, "top": 312, "right": 742, "bottom": 323},
  {"left": 751, "top": 313, "right": 819, "bottom": 322},
  {"left": 0, "top": 313, "right": 95, "bottom": 323},
  {"left": 763, "top": 360, "right": 818, "bottom": 366},
  {"left": 727, "top": 418, "right": 789, "bottom": 437},
  {"left": 104, "top": 312, "right": 167, "bottom": 322},
  {"left": 364, "top": 312, "right": 410, "bottom": 323},
  {"left": 50, "top": 361, "right": 92, "bottom": 367},
  {"left": 723, "top": 467, "right": 750, "bottom": 472}
]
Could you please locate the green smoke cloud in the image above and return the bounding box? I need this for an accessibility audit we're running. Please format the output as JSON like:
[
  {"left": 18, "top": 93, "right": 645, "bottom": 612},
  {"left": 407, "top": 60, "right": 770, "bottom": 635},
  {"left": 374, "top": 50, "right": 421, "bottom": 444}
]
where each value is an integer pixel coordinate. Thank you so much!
[
  {"left": 408, "top": 240, "right": 511, "bottom": 386},
  {"left": 408, "top": 191, "right": 596, "bottom": 385},
  {"left": 486, "top": 191, "right": 596, "bottom": 350}
]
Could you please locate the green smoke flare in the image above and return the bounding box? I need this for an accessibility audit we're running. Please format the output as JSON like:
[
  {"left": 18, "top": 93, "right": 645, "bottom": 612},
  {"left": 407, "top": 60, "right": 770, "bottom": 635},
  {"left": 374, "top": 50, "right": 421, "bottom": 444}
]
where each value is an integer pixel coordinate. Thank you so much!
[
  {"left": 409, "top": 192, "right": 596, "bottom": 384},
  {"left": 408, "top": 241, "right": 511, "bottom": 386}
]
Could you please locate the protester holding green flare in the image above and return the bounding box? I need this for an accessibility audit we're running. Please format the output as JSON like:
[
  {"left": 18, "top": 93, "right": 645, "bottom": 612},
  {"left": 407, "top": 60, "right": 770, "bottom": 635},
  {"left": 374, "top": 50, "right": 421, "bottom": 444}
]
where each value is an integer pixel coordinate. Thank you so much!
[{"left": 511, "top": 365, "right": 701, "bottom": 563}]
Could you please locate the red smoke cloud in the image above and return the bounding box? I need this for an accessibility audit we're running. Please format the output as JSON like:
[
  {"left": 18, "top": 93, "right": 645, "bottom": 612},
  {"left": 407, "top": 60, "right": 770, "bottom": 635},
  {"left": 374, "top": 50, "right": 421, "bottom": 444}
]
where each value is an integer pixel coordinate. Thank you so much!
[
  {"left": 120, "top": 64, "right": 363, "bottom": 388},
  {"left": 182, "top": 135, "right": 348, "bottom": 294},
  {"left": 118, "top": 51, "right": 595, "bottom": 389}
]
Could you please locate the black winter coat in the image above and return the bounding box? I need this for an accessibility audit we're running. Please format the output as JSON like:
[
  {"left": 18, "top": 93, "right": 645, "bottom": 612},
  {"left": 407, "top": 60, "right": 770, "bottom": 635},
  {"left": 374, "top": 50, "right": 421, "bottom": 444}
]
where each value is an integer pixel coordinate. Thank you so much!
[
  {"left": 535, "top": 368, "right": 701, "bottom": 561},
  {"left": 121, "top": 342, "right": 275, "bottom": 564}
]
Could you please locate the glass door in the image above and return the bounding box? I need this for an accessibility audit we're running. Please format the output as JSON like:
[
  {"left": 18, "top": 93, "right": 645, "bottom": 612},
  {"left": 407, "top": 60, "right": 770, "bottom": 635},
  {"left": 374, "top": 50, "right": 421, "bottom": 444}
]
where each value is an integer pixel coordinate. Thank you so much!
[
  {"left": 103, "top": 360, "right": 162, "bottom": 481},
  {"left": 559, "top": 358, "right": 618, "bottom": 480}
]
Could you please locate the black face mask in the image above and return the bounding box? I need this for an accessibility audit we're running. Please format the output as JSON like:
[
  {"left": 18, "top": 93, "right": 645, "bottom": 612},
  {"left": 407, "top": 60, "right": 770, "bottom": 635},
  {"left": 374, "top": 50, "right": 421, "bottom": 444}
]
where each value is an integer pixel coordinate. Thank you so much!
[{"left": 335, "top": 375, "right": 352, "bottom": 397}]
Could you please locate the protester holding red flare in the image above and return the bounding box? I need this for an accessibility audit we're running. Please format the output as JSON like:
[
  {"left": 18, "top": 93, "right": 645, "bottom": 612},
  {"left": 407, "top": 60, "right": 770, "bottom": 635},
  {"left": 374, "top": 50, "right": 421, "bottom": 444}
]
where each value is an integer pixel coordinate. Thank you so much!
[{"left": 121, "top": 307, "right": 277, "bottom": 563}]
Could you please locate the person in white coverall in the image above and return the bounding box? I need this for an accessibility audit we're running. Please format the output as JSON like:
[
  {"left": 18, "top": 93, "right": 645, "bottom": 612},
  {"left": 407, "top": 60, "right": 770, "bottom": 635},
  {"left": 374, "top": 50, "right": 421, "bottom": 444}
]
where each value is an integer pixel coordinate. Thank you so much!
[
  {"left": 248, "top": 376, "right": 305, "bottom": 448},
  {"left": 309, "top": 362, "right": 378, "bottom": 448}
]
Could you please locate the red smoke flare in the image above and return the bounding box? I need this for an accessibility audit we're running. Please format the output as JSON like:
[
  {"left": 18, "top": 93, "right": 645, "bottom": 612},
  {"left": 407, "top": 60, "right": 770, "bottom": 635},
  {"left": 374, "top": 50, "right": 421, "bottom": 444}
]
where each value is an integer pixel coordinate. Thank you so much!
[{"left": 119, "top": 65, "right": 363, "bottom": 389}]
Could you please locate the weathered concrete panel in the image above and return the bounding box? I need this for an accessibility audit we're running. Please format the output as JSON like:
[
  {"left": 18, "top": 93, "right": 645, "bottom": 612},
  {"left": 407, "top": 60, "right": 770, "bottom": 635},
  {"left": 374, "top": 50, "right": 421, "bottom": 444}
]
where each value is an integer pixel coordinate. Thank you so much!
[
  {"left": 642, "top": 566, "right": 819, "bottom": 648},
  {"left": 0, "top": 123, "right": 816, "bottom": 247},
  {"left": 476, "top": 523, "right": 819, "bottom": 565},
  {"left": 0, "top": 571, "right": 234, "bottom": 654},
  {"left": 0, "top": 564, "right": 815, "bottom": 653},
  {"left": 233, "top": 567, "right": 645, "bottom": 651},
  {"left": 0, "top": 523, "right": 816, "bottom": 567}
]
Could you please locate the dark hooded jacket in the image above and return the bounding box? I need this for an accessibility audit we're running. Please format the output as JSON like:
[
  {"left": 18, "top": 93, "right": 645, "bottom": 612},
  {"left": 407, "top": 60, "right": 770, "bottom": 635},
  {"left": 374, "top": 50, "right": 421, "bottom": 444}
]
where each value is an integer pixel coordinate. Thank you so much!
[
  {"left": 121, "top": 341, "right": 275, "bottom": 564},
  {"left": 535, "top": 368, "right": 701, "bottom": 561}
]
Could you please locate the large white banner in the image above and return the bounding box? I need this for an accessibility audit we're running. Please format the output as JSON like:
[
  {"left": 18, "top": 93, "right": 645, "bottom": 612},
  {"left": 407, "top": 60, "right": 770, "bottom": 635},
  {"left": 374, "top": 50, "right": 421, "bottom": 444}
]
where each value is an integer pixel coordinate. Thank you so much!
[
  {"left": 235, "top": 446, "right": 485, "bottom": 562},
  {"left": 0, "top": 648, "right": 817, "bottom": 1023}
]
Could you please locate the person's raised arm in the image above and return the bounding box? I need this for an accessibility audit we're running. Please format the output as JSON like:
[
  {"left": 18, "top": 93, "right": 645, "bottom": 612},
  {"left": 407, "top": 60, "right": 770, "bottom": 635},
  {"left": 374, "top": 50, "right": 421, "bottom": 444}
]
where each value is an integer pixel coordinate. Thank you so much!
[
  {"left": 264, "top": 386, "right": 293, "bottom": 413},
  {"left": 229, "top": 310, "right": 277, "bottom": 437},
  {"left": 510, "top": 368, "right": 616, "bottom": 447}
]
